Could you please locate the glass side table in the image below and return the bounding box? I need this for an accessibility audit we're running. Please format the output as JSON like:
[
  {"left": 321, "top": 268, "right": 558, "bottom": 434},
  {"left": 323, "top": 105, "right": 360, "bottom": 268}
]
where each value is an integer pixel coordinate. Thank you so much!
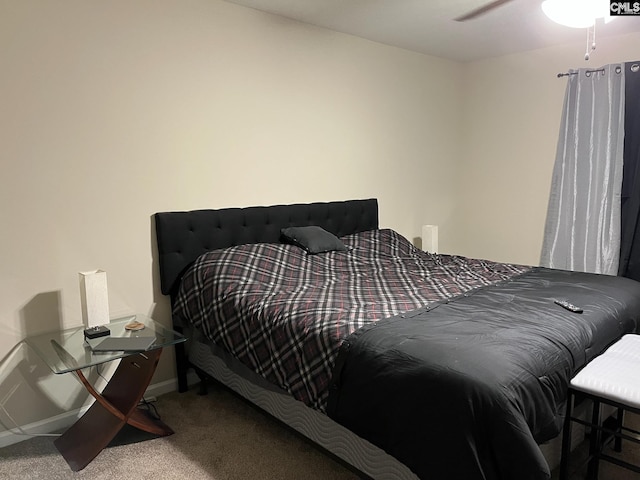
[{"left": 26, "top": 314, "right": 186, "bottom": 472}]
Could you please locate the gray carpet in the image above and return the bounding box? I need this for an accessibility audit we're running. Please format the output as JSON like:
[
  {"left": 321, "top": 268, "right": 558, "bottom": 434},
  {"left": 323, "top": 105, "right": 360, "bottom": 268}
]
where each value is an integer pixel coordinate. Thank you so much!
[{"left": 1, "top": 383, "right": 639, "bottom": 479}]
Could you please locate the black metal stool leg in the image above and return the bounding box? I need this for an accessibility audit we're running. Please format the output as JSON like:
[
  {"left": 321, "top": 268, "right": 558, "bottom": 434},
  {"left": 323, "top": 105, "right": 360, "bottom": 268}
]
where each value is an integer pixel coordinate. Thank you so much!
[
  {"left": 587, "top": 399, "right": 602, "bottom": 480},
  {"left": 615, "top": 407, "right": 624, "bottom": 452},
  {"left": 560, "top": 390, "right": 574, "bottom": 480}
]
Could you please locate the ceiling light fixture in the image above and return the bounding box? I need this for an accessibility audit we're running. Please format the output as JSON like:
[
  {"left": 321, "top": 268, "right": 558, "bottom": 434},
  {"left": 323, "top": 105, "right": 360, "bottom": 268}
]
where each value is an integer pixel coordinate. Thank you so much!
[
  {"left": 541, "top": 0, "right": 615, "bottom": 60},
  {"left": 541, "top": 0, "right": 613, "bottom": 28}
]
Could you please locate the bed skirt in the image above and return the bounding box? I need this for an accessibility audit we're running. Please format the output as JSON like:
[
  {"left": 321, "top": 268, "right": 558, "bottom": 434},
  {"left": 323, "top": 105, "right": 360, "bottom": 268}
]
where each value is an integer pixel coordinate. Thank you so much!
[
  {"left": 187, "top": 332, "right": 593, "bottom": 479},
  {"left": 189, "top": 335, "right": 419, "bottom": 479}
]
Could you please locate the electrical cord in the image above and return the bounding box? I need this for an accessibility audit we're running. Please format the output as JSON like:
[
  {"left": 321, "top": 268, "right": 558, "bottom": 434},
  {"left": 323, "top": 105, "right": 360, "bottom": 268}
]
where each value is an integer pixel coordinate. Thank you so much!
[
  {"left": 95, "top": 364, "right": 162, "bottom": 420},
  {"left": 138, "top": 397, "right": 161, "bottom": 421}
]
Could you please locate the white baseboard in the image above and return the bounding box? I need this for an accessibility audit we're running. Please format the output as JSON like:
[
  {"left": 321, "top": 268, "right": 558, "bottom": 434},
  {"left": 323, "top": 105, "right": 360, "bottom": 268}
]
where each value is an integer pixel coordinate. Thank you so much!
[{"left": 0, "top": 372, "right": 198, "bottom": 449}]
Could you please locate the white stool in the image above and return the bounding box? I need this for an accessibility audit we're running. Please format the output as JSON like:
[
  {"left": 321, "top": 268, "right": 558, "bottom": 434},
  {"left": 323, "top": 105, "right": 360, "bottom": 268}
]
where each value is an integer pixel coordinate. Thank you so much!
[{"left": 560, "top": 334, "right": 640, "bottom": 479}]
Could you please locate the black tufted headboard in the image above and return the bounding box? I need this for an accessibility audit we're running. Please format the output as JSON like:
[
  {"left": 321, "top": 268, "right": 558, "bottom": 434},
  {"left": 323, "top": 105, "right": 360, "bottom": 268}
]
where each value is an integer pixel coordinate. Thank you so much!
[{"left": 154, "top": 198, "right": 379, "bottom": 300}]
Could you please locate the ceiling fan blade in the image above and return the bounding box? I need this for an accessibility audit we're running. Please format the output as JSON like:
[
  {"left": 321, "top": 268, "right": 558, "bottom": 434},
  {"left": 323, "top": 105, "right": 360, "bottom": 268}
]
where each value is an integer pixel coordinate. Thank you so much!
[{"left": 454, "top": 0, "right": 515, "bottom": 22}]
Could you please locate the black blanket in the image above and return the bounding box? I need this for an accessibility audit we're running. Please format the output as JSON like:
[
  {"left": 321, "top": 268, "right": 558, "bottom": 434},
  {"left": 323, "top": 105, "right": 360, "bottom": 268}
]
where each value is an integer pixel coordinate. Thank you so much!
[{"left": 326, "top": 268, "right": 640, "bottom": 480}]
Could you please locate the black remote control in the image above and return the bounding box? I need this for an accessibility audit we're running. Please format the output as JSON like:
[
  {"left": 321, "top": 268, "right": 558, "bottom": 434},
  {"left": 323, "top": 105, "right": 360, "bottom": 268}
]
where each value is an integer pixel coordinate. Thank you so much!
[{"left": 554, "top": 299, "right": 583, "bottom": 314}]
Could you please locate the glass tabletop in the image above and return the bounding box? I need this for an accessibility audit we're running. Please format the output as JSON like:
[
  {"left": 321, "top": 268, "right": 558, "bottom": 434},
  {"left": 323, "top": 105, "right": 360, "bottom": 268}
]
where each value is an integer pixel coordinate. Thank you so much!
[{"left": 26, "top": 314, "right": 186, "bottom": 374}]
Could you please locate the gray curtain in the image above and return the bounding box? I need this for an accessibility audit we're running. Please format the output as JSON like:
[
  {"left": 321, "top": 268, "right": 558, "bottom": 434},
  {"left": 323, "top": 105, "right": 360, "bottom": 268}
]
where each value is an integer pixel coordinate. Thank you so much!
[{"left": 540, "top": 64, "right": 625, "bottom": 275}]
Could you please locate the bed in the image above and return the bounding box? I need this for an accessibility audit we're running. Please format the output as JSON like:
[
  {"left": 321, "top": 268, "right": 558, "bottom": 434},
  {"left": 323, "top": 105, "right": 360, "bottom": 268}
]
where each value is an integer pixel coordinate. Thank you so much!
[{"left": 154, "top": 198, "right": 640, "bottom": 480}]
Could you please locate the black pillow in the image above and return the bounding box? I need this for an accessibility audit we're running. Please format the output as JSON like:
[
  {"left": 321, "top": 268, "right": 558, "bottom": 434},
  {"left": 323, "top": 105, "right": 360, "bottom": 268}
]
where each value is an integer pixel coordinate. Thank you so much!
[{"left": 280, "top": 226, "right": 348, "bottom": 254}]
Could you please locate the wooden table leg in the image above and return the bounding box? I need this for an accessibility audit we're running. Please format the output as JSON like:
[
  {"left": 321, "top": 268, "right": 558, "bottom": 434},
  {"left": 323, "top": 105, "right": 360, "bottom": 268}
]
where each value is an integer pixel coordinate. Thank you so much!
[{"left": 54, "top": 348, "right": 173, "bottom": 471}]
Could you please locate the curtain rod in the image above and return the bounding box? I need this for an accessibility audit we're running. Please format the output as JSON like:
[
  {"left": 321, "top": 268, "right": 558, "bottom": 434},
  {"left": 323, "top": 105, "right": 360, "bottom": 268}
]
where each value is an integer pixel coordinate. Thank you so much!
[
  {"left": 557, "top": 68, "right": 604, "bottom": 78},
  {"left": 557, "top": 63, "right": 639, "bottom": 78}
]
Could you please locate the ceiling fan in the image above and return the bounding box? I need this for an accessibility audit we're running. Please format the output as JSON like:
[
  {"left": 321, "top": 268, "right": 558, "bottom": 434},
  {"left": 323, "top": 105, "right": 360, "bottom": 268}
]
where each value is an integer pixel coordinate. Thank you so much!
[{"left": 454, "top": 0, "right": 515, "bottom": 22}]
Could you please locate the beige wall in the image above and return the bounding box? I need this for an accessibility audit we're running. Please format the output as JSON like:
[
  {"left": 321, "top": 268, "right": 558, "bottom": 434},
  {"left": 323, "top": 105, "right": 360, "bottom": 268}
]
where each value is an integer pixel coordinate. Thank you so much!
[
  {"left": 1, "top": 0, "right": 639, "bottom": 440},
  {"left": 0, "top": 0, "right": 463, "bottom": 434}
]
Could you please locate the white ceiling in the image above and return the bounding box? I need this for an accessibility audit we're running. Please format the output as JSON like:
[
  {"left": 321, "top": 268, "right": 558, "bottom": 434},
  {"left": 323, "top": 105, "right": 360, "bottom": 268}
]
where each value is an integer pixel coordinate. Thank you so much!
[{"left": 224, "top": 0, "right": 640, "bottom": 62}]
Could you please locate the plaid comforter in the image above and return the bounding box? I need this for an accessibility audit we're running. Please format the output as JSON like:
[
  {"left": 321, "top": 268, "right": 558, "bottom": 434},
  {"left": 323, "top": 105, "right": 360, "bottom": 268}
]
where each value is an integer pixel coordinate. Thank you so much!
[{"left": 173, "top": 228, "right": 529, "bottom": 411}]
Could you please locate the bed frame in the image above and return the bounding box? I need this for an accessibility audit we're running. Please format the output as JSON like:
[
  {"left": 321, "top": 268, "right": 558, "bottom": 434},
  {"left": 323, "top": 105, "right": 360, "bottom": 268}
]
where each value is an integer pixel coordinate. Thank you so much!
[
  {"left": 154, "top": 199, "right": 379, "bottom": 389},
  {"left": 153, "top": 198, "right": 579, "bottom": 479}
]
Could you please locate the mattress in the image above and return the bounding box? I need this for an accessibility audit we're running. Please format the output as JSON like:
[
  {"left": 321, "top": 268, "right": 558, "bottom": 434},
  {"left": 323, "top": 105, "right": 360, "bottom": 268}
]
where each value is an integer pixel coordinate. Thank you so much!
[{"left": 172, "top": 228, "right": 529, "bottom": 412}]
